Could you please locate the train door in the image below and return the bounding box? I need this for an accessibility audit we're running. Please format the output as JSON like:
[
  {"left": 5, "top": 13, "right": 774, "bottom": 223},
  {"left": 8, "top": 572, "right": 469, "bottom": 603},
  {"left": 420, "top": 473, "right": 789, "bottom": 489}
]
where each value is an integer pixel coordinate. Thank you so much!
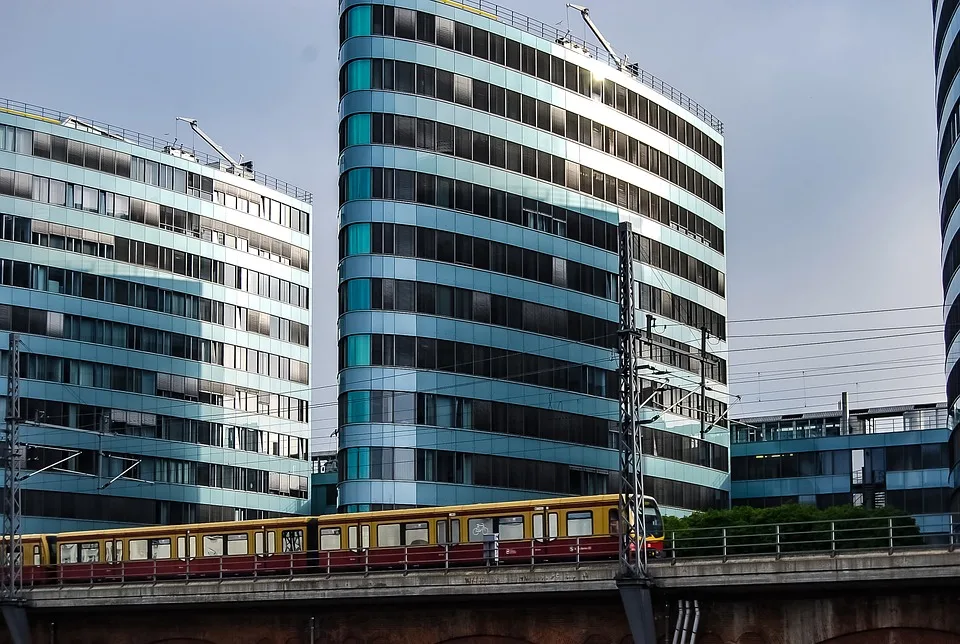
[
  {"left": 348, "top": 522, "right": 370, "bottom": 553},
  {"left": 533, "top": 508, "right": 558, "bottom": 559}
]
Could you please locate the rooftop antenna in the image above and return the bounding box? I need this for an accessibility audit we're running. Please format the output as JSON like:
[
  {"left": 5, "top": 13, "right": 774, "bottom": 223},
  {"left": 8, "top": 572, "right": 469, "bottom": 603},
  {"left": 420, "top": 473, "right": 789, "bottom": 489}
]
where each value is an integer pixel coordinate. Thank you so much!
[
  {"left": 175, "top": 117, "right": 253, "bottom": 178},
  {"left": 567, "top": 4, "right": 629, "bottom": 71}
]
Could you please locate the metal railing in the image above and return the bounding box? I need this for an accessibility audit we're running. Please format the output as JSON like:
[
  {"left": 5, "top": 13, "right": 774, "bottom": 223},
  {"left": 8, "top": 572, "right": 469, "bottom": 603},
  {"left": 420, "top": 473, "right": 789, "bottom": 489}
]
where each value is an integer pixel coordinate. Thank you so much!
[
  {"left": 433, "top": 0, "right": 723, "bottom": 133},
  {"left": 25, "top": 536, "right": 619, "bottom": 588},
  {"left": 0, "top": 97, "right": 312, "bottom": 204},
  {"left": 666, "top": 514, "right": 959, "bottom": 562}
]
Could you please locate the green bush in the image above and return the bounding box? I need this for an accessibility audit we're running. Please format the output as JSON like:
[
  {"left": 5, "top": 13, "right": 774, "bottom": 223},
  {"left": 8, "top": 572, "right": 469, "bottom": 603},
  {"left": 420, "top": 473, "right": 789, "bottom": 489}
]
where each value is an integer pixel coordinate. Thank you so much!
[{"left": 662, "top": 504, "right": 922, "bottom": 558}]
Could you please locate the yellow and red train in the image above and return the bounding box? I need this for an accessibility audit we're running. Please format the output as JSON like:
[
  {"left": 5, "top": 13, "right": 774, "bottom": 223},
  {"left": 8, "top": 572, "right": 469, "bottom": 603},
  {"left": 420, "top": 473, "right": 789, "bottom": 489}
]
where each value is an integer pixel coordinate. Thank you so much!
[{"left": 19, "top": 494, "right": 663, "bottom": 584}]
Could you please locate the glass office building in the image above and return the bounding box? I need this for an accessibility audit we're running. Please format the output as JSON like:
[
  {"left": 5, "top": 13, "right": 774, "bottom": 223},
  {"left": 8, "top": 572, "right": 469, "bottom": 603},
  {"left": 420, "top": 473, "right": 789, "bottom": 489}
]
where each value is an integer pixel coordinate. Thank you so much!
[
  {"left": 0, "top": 100, "right": 312, "bottom": 533},
  {"left": 935, "top": 0, "right": 960, "bottom": 512},
  {"left": 732, "top": 401, "right": 952, "bottom": 534},
  {"left": 337, "top": 0, "right": 729, "bottom": 513}
]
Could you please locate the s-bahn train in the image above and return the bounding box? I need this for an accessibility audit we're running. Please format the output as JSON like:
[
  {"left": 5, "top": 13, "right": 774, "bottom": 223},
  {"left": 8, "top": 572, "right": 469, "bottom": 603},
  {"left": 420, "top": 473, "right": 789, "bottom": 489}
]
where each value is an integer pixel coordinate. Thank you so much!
[{"left": 18, "top": 494, "right": 663, "bottom": 584}]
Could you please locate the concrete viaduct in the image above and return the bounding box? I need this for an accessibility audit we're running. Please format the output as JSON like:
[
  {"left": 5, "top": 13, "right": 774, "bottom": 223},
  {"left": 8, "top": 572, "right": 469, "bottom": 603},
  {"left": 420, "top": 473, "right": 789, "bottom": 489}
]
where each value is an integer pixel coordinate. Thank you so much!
[{"left": 7, "top": 548, "right": 960, "bottom": 644}]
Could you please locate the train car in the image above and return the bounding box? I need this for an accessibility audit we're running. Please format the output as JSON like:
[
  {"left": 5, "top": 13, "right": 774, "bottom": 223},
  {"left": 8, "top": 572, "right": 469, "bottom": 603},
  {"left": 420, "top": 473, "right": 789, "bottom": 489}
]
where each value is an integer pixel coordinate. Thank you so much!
[
  {"left": 39, "top": 516, "right": 315, "bottom": 583},
  {"left": 309, "top": 494, "right": 663, "bottom": 570},
  {"left": 19, "top": 494, "right": 663, "bottom": 584}
]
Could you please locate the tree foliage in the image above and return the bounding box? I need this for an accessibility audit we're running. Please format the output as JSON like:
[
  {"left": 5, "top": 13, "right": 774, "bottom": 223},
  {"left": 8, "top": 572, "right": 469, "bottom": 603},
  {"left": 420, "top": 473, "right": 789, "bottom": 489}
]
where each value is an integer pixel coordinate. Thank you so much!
[{"left": 662, "top": 504, "right": 922, "bottom": 558}]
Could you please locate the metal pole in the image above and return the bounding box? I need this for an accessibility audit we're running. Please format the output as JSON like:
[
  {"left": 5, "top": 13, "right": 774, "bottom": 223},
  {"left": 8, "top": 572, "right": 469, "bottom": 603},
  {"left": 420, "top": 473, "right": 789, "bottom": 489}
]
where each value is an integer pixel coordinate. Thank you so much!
[
  {"left": 3, "top": 333, "right": 22, "bottom": 602},
  {"left": 699, "top": 328, "right": 707, "bottom": 438}
]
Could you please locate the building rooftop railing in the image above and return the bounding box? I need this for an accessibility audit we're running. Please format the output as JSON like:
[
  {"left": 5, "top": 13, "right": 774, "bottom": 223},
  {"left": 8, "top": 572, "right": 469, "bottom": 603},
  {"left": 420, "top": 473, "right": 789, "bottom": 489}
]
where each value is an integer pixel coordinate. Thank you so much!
[
  {"left": 0, "top": 97, "right": 312, "bottom": 204},
  {"left": 445, "top": 0, "right": 723, "bottom": 134}
]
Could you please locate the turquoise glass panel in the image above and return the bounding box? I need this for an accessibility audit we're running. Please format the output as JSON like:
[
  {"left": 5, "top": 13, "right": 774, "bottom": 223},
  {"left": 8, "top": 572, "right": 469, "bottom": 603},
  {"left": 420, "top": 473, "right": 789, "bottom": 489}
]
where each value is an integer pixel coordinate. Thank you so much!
[
  {"left": 346, "top": 59, "right": 372, "bottom": 91},
  {"left": 346, "top": 278, "right": 371, "bottom": 310},
  {"left": 358, "top": 446, "right": 371, "bottom": 479},
  {"left": 346, "top": 334, "right": 371, "bottom": 366},
  {"left": 347, "top": 113, "right": 371, "bottom": 146},
  {"left": 346, "top": 5, "right": 372, "bottom": 37},
  {"left": 346, "top": 390, "right": 371, "bottom": 423},
  {"left": 346, "top": 222, "right": 372, "bottom": 255},
  {"left": 346, "top": 168, "right": 372, "bottom": 200}
]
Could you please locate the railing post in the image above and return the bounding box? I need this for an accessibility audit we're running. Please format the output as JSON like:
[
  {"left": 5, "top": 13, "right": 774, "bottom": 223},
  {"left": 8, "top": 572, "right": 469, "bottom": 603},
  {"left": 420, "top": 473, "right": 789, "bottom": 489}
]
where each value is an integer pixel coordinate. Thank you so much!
[
  {"left": 444, "top": 543, "right": 449, "bottom": 570},
  {"left": 722, "top": 527, "right": 727, "bottom": 562},
  {"left": 530, "top": 539, "right": 535, "bottom": 569},
  {"left": 775, "top": 524, "right": 781, "bottom": 559},
  {"left": 219, "top": 556, "right": 223, "bottom": 580},
  {"left": 364, "top": 547, "right": 369, "bottom": 574},
  {"left": 403, "top": 546, "right": 408, "bottom": 574},
  {"left": 575, "top": 537, "right": 580, "bottom": 567},
  {"left": 830, "top": 521, "right": 836, "bottom": 557},
  {"left": 888, "top": 517, "right": 894, "bottom": 554},
  {"left": 671, "top": 530, "right": 677, "bottom": 562}
]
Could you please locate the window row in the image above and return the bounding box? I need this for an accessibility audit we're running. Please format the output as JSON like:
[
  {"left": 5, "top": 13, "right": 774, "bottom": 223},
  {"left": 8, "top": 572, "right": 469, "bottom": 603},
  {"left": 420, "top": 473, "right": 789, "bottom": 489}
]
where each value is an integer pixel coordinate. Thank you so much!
[
  {"left": 0, "top": 257, "right": 308, "bottom": 346},
  {"left": 349, "top": 98, "right": 723, "bottom": 215},
  {"left": 937, "top": 28, "right": 960, "bottom": 122},
  {"left": 936, "top": 0, "right": 959, "bottom": 64},
  {"left": 21, "top": 490, "right": 287, "bottom": 526},
  {"left": 59, "top": 528, "right": 305, "bottom": 564},
  {"left": 0, "top": 350, "right": 309, "bottom": 423},
  {"left": 0, "top": 304, "right": 309, "bottom": 384},
  {"left": 339, "top": 277, "right": 617, "bottom": 349},
  {"left": 339, "top": 389, "right": 616, "bottom": 448},
  {"left": 944, "top": 228, "right": 960, "bottom": 291},
  {"left": 939, "top": 97, "right": 960, "bottom": 179},
  {"left": 339, "top": 219, "right": 616, "bottom": 300},
  {"left": 0, "top": 171, "right": 311, "bottom": 304},
  {"left": 112, "top": 237, "right": 309, "bottom": 309},
  {"left": 734, "top": 488, "right": 952, "bottom": 516},
  {"left": 730, "top": 444, "right": 951, "bottom": 481},
  {"left": 0, "top": 168, "right": 309, "bottom": 270},
  {"left": 641, "top": 330, "right": 727, "bottom": 384},
  {"left": 5, "top": 214, "right": 307, "bottom": 310},
  {"left": 0, "top": 124, "right": 310, "bottom": 234},
  {"left": 637, "top": 280, "right": 726, "bottom": 340},
  {"left": 341, "top": 60, "right": 723, "bottom": 211},
  {"left": 339, "top": 333, "right": 616, "bottom": 399},
  {"left": 639, "top": 377, "right": 728, "bottom": 430},
  {"left": 942, "top": 161, "right": 960, "bottom": 235},
  {"left": 20, "top": 398, "right": 308, "bottom": 460},
  {"left": 345, "top": 112, "right": 724, "bottom": 254},
  {"left": 641, "top": 425, "right": 728, "bottom": 472},
  {"left": 352, "top": 84, "right": 721, "bottom": 210},
  {"left": 29, "top": 445, "right": 308, "bottom": 500},
  {"left": 632, "top": 231, "right": 724, "bottom": 297},
  {"left": 339, "top": 4, "right": 724, "bottom": 161},
  {"left": 338, "top": 446, "right": 609, "bottom": 496},
  {"left": 215, "top": 180, "right": 311, "bottom": 235},
  {"left": 342, "top": 163, "right": 620, "bottom": 253}
]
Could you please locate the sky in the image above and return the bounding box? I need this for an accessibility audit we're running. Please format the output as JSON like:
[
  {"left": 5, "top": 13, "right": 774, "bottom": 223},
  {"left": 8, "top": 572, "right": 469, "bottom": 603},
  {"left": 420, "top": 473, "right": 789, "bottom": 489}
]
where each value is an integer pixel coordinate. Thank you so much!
[{"left": 1, "top": 0, "right": 944, "bottom": 452}]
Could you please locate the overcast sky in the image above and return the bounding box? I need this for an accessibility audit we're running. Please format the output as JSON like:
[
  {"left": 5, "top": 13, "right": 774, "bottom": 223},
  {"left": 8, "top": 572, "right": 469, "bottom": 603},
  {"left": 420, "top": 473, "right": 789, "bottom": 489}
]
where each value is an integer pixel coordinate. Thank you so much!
[{"left": 2, "top": 1, "right": 944, "bottom": 451}]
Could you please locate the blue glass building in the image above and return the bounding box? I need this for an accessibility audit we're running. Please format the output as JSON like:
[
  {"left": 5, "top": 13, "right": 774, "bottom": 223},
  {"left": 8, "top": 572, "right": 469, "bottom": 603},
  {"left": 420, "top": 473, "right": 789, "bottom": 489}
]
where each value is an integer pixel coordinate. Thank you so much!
[
  {"left": 935, "top": 0, "right": 960, "bottom": 512},
  {"left": 0, "top": 100, "right": 312, "bottom": 533},
  {"left": 732, "top": 400, "right": 952, "bottom": 535},
  {"left": 337, "top": 0, "right": 729, "bottom": 514}
]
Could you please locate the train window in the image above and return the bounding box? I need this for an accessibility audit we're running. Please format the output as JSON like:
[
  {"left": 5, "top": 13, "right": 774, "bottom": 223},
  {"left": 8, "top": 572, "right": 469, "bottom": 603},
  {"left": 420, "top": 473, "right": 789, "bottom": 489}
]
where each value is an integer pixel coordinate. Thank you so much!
[
  {"left": 177, "top": 536, "right": 197, "bottom": 559},
  {"left": 498, "top": 516, "right": 524, "bottom": 541},
  {"left": 377, "top": 523, "right": 401, "bottom": 547},
  {"left": 129, "top": 539, "right": 148, "bottom": 561},
  {"left": 80, "top": 542, "right": 99, "bottom": 563},
  {"left": 437, "top": 520, "right": 448, "bottom": 544},
  {"left": 59, "top": 543, "right": 78, "bottom": 564},
  {"left": 451, "top": 519, "right": 460, "bottom": 543},
  {"left": 150, "top": 538, "right": 171, "bottom": 560},
  {"left": 32, "top": 545, "right": 40, "bottom": 567},
  {"left": 282, "top": 530, "right": 304, "bottom": 553},
  {"left": 255, "top": 531, "right": 277, "bottom": 555},
  {"left": 533, "top": 513, "right": 558, "bottom": 539},
  {"left": 468, "top": 518, "right": 493, "bottom": 542},
  {"left": 320, "top": 528, "right": 341, "bottom": 551},
  {"left": 227, "top": 534, "right": 248, "bottom": 556},
  {"left": 106, "top": 540, "right": 123, "bottom": 563},
  {"left": 348, "top": 525, "right": 370, "bottom": 549},
  {"left": 203, "top": 535, "right": 224, "bottom": 556},
  {"left": 404, "top": 522, "right": 429, "bottom": 545},
  {"left": 567, "top": 511, "right": 594, "bottom": 537}
]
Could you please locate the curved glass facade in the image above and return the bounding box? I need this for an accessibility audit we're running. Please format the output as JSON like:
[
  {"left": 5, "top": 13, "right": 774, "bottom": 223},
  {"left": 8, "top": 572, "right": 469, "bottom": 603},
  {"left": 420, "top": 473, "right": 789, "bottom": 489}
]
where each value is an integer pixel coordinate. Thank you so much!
[
  {"left": 0, "top": 102, "right": 312, "bottom": 532},
  {"left": 337, "top": 0, "right": 728, "bottom": 514},
  {"left": 936, "top": 0, "right": 960, "bottom": 510}
]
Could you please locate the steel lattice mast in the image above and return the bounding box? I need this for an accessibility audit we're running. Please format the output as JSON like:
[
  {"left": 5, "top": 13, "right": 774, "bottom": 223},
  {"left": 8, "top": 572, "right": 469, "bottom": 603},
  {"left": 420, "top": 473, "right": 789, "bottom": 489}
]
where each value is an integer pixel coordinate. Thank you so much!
[{"left": 2, "top": 333, "right": 21, "bottom": 603}]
